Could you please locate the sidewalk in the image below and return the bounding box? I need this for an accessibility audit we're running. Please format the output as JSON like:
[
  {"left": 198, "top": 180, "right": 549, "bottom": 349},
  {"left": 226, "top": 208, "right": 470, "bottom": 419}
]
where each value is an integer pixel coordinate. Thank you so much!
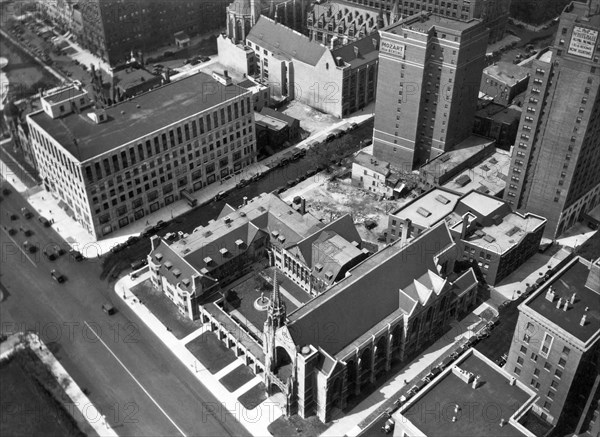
[
  {"left": 115, "top": 272, "right": 285, "bottom": 436},
  {"left": 1, "top": 333, "right": 118, "bottom": 437},
  {"left": 0, "top": 110, "right": 374, "bottom": 258},
  {"left": 321, "top": 310, "right": 486, "bottom": 437}
]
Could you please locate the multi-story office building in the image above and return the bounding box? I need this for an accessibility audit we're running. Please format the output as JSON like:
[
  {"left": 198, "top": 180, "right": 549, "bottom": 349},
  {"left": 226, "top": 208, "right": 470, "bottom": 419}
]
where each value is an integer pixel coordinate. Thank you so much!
[
  {"left": 339, "top": 0, "right": 511, "bottom": 43},
  {"left": 26, "top": 74, "right": 256, "bottom": 239},
  {"left": 373, "top": 12, "right": 489, "bottom": 170},
  {"left": 76, "top": 0, "right": 230, "bottom": 66},
  {"left": 503, "top": 0, "right": 600, "bottom": 238},
  {"left": 506, "top": 256, "right": 600, "bottom": 426}
]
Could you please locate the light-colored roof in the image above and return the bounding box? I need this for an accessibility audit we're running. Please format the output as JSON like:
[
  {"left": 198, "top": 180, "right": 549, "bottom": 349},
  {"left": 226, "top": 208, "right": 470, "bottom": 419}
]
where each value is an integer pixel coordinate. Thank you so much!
[
  {"left": 247, "top": 16, "right": 327, "bottom": 66},
  {"left": 442, "top": 149, "right": 511, "bottom": 196},
  {"left": 383, "top": 11, "right": 483, "bottom": 35},
  {"left": 390, "top": 188, "right": 462, "bottom": 229},
  {"left": 483, "top": 62, "right": 530, "bottom": 87},
  {"left": 353, "top": 151, "right": 390, "bottom": 175}
]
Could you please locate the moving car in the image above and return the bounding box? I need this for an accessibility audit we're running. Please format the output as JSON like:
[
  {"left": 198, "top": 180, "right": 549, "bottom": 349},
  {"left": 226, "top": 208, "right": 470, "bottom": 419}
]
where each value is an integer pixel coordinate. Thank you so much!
[
  {"left": 50, "top": 269, "right": 65, "bottom": 283},
  {"left": 38, "top": 216, "right": 51, "bottom": 227},
  {"left": 43, "top": 246, "right": 59, "bottom": 260},
  {"left": 102, "top": 302, "right": 116, "bottom": 315},
  {"left": 69, "top": 249, "right": 83, "bottom": 261}
]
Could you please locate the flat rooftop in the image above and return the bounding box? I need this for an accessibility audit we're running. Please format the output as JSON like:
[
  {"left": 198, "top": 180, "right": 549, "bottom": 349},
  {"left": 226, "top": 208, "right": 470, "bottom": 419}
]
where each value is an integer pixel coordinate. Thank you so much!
[
  {"left": 463, "top": 210, "right": 546, "bottom": 255},
  {"left": 525, "top": 257, "right": 600, "bottom": 344},
  {"left": 399, "top": 351, "right": 535, "bottom": 437},
  {"left": 384, "top": 11, "right": 482, "bottom": 35},
  {"left": 354, "top": 151, "right": 390, "bottom": 175},
  {"left": 29, "top": 73, "right": 248, "bottom": 162},
  {"left": 42, "top": 85, "right": 86, "bottom": 105},
  {"left": 484, "top": 62, "right": 530, "bottom": 86},
  {"left": 254, "top": 112, "right": 287, "bottom": 131},
  {"left": 442, "top": 149, "right": 511, "bottom": 196},
  {"left": 391, "top": 188, "right": 462, "bottom": 229},
  {"left": 420, "top": 135, "right": 496, "bottom": 180}
]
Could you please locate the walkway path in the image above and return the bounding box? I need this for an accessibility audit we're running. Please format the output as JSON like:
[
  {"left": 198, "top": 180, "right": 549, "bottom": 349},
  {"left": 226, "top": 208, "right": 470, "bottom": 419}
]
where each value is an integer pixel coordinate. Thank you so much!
[{"left": 115, "top": 272, "right": 285, "bottom": 436}]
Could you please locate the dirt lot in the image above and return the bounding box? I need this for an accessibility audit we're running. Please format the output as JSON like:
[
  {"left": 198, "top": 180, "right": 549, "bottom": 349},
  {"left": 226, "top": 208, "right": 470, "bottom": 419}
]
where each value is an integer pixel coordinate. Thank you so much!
[{"left": 285, "top": 175, "right": 410, "bottom": 249}]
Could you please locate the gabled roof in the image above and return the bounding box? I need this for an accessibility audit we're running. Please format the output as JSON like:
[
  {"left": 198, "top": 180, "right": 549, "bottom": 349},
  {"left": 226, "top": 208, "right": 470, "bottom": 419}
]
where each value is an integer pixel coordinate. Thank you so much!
[
  {"left": 247, "top": 16, "right": 327, "bottom": 66},
  {"left": 286, "top": 221, "right": 456, "bottom": 356},
  {"left": 331, "top": 32, "right": 380, "bottom": 69}
]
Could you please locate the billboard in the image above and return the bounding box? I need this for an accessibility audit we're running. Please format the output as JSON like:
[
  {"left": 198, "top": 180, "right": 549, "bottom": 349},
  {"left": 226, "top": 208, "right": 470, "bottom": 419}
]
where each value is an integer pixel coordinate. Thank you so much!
[
  {"left": 568, "top": 26, "right": 598, "bottom": 59},
  {"left": 380, "top": 40, "right": 406, "bottom": 58}
]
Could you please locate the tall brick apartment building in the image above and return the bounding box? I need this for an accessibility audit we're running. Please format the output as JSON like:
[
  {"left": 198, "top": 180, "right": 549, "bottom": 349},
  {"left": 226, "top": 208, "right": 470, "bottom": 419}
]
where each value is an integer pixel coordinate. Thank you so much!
[
  {"left": 503, "top": 0, "right": 600, "bottom": 238},
  {"left": 372, "top": 12, "right": 488, "bottom": 170},
  {"left": 506, "top": 256, "right": 600, "bottom": 427}
]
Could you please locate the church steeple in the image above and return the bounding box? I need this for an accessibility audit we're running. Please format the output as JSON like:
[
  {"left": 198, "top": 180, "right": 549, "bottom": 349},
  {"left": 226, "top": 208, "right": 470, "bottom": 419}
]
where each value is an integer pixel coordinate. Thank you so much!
[
  {"left": 390, "top": 0, "right": 400, "bottom": 23},
  {"left": 268, "top": 269, "right": 286, "bottom": 328}
]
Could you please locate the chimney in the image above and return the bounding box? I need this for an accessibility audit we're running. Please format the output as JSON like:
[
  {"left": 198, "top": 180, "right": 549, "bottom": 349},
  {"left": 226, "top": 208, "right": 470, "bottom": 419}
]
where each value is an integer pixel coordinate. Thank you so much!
[
  {"left": 243, "top": 196, "right": 248, "bottom": 206},
  {"left": 499, "top": 419, "right": 506, "bottom": 427},
  {"left": 563, "top": 299, "right": 569, "bottom": 311},
  {"left": 461, "top": 215, "right": 469, "bottom": 239},
  {"left": 570, "top": 293, "right": 576, "bottom": 304},
  {"left": 545, "top": 287, "right": 555, "bottom": 302},
  {"left": 300, "top": 198, "right": 306, "bottom": 215},
  {"left": 556, "top": 297, "right": 562, "bottom": 309},
  {"left": 580, "top": 315, "right": 587, "bottom": 326},
  {"left": 472, "top": 375, "right": 480, "bottom": 389},
  {"left": 509, "top": 377, "right": 516, "bottom": 386},
  {"left": 354, "top": 46, "right": 360, "bottom": 58},
  {"left": 224, "top": 70, "right": 229, "bottom": 78},
  {"left": 372, "top": 37, "right": 378, "bottom": 49},
  {"left": 401, "top": 219, "right": 411, "bottom": 247}
]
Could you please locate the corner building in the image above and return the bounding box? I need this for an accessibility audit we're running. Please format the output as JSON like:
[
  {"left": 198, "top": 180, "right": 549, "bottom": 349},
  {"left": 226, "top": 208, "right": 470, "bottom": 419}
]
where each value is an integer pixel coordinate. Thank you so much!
[
  {"left": 372, "top": 12, "right": 488, "bottom": 170},
  {"left": 503, "top": 0, "right": 600, "bottom": 239},
  {"left": 506, "top": 256, "right": 600, "bottom": 426},
  {"left": 27, "top": 74, "right": 256, "bottom": 239}
]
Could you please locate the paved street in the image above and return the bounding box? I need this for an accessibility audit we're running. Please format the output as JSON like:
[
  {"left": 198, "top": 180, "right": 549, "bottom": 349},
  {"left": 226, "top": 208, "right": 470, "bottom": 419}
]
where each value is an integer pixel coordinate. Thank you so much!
[{"left": 0, "top": 189, "right": 250, "bottom": 436}]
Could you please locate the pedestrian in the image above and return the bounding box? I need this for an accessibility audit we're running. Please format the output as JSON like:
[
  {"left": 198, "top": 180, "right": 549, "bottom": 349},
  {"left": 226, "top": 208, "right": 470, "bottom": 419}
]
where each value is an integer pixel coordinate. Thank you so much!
[{"left": 49, "top": 210, "right": 52, "bottom": 214}]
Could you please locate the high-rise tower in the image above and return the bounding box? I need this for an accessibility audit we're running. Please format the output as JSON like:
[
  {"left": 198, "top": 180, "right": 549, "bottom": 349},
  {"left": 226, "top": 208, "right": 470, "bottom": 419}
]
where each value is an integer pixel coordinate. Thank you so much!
[
  {"left": 503, "top": 0, "right": 600, "bottom": 238},
  {"left": 372, "top": 12, "right": 488, "bottom": 170}
]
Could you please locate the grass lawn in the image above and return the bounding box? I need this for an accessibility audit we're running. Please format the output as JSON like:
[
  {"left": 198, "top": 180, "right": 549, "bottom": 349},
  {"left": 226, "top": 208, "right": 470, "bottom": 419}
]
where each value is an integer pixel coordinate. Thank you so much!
[
  {"left": 0, "top": 350, "right": 85, "bottom": 437},
  {"left": 219, "top": 365, "right": 256, "bottom": 392},
  {"left": 237, "top": 382, "right": 267, "bottom": 410},
  {"left": 268, "top": 414, "right": 328, "bottom": 437},
  {"left": 186, "top": 332, "right": 237, "bottom": 374},
  {"left": 130, "top": 279, "right": 202, "bottom": 339}
]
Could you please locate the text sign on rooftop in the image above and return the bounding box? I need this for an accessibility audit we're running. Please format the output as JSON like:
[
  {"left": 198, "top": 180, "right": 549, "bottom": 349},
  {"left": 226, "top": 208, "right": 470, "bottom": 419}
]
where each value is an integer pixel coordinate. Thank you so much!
[
  {"left": 568, "top": 26, "right": 598, "bottom": 59},
  {"left": 380, "top": 40, "right": 405, "bottom": 58}
]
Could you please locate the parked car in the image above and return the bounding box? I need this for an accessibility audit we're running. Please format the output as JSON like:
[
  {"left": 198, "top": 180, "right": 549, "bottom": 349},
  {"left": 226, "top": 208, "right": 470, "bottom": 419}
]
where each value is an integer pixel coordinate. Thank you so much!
[
  {"left": 69, "top": 249, "right": 83, "bottom": 261},
  {"left": 325, "top": 133, "right": 336, "bottom": 142},
  {"left": 38, "top": 216, "right": 51, "bottom": 227},
  {"left": 141, "top": 226, "right": 157, "bottom": 238},
  {"left": 21, "top": 207, "right": 33, "bottom": 219},
  {"left": 236, "top": 179, "right": 248, "bottom": 188},
  {"left": 126, "top": 236, "right": 140, "bottom": 246},
  {"left": 7, "top": 227, "right": 17, "bottom": 236},
  {"left": 214, "top": 191, "right": 228, "bottom": 201},
  {"left": 51, "top": 269, "right": 65, "bottom": 283},
  {"left": 200, "top": 56, "right": 210, "bottom": 62},
  {"left": 21, "top": 227, "right": 33, "bottom": 237},
  {"left": 155, "top": 220, "right": 167, "bottom": 230}
]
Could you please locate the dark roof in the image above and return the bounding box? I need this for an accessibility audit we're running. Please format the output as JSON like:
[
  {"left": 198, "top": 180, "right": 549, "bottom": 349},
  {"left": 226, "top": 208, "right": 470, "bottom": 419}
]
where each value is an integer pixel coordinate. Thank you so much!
[
  {"left": 174, "top": 31, "right": 189, "bottom": 40},
  {"left": 524, "top": 257, "right": 600, "bottom": 344},
  {"left": 29, "top": 73, "right": 249, "bottom": 162},
  {"left": 331, "top": 32, "right": 380, "bottom": 69},
  {"left": 237, "top": 79, "right": 259, "bottom": 89},
  {"left": 259, "top": 107, "right": 298, "bottom": 126},
  {"left": 476, "top": 102, "right": 521, "bottom": 124},
  {"left": 42, "top": 86, "right": 87, "bottom": 105},
  {"left": 402, "top": 351, "right": 534, "bottom": 437},
  {"left": 247, "top": 16, "right": 327, "bottom": 66},
  {"left": 286, "top": 222, "right": 455, "bottom": 356},
  {"left": 114, "top": 68, "right": 161, "bottom": 91}
]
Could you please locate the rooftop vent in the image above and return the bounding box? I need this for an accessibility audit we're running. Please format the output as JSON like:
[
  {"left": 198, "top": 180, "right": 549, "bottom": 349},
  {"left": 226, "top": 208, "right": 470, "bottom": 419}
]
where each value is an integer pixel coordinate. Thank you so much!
[
  {"left": 483, "top": 235, "right": 496, "bottom": 243},
  {"left": 455, "top": 175, "right": 472, "bottom": 187},
  {"left": 580, "top": 315, "right": 587, "bottom": 326},
  {"left": 545, "top": 287, "right": 555, "bottom": 302},
  {"left": 505, "top": 226, "right": 521, "bottom": 237},
  {"left": 278, "top": 235, "right": 286, "bottom": 243},
  {"left": 435, "top": 195, "right": 451, "bottom": 205},
  {"left": 490, "top": 157, "right": 498, "bottom": 164},
  {"left": 325, "top": 271, "right": 334, "bottom": 280},
  {"left": 224, "top": 216, "right": 232, "bottom": 224},
  {"left": 203, "top": 230, "right": 212, "bottom": 238},
  {"left": 271, "top": 230, "right": 280, "bottom": 237},
  {"left": 417, "top": 207, "right": 432, "bottom": 217},
  {"left": 315, "top": 263, "right": 324, "bottom": 272},
  {"left": 239, "top": 211, "right": 246, "bottom": 217}
]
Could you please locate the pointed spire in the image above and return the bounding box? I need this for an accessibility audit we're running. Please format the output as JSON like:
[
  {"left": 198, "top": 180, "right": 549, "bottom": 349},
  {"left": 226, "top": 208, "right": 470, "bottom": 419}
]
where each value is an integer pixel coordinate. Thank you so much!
[
  {"left": 391, "top": 0, "right": 400, "bottom": 23},
  {"left": 272, "top": 269, "right": 281, "bottom": 310}
]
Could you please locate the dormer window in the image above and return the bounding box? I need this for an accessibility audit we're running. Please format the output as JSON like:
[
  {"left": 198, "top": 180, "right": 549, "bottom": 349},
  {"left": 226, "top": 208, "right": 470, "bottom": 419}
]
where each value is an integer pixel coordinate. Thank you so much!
[
  {"left": 220, "top": 248, "right": 229, "bottom": 256},
  {"left": 155, "top": 253, "right": 163, "bottom": 261},
  {"left": 164, "top": 261, "right": 173, "bottom": 270},
  {"left": 173, "top": 268, "right": 181, "bottom": 277},
  {"left": 204, "top": 256, "right": 213, "bottom": 265}
]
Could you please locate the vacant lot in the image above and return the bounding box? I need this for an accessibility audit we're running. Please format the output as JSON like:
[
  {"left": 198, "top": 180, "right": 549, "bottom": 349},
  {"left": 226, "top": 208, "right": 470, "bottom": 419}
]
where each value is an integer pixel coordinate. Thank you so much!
[{"left": 285, "top": 176, "right": 410, "bottom": 249}]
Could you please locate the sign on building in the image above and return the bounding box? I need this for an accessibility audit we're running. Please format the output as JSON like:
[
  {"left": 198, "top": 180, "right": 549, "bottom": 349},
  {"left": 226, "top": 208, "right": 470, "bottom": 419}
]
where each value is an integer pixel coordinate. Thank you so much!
[
  {"left": 568, "top": 26, "right": 598, "bottom": 59},
  {"left": 380, "top": 40, "right": 406, "bottom": 58}
]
